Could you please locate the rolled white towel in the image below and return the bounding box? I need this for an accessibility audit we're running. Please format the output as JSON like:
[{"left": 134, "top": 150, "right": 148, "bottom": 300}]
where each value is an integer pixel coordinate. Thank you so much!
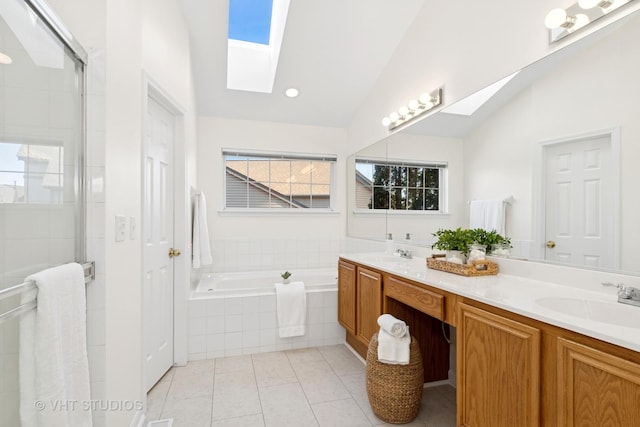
[{"left": 377, "top": 314, "right": 408, "bottom": 338}]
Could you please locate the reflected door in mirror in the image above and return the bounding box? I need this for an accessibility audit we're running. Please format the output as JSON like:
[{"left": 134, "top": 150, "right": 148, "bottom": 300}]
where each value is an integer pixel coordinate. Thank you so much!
[{"left": 544, "top": 134, "right": 615, "bottom": 268}]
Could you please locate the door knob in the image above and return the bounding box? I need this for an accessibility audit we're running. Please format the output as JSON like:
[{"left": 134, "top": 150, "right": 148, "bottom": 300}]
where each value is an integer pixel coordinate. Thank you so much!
[
  {"left": 546, "top": 240, "right": 556, "bottom": 249},
  {"left": 169, "top": 248, "right": 181, "bottom": 258}
]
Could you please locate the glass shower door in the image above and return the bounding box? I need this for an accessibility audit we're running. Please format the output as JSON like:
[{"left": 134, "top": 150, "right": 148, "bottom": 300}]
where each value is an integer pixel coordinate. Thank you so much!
[{"left": 0, "top": 0, "right": 86, "bottom": 424}]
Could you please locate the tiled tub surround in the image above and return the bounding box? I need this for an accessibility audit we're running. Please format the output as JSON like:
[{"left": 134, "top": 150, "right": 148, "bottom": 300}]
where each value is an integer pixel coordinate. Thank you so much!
[
  {"left": 208, "top": 237, "right": 343, "bottom": 273},
  {"left": 188, "top": 269, "right": 345, "bottom": 360}
]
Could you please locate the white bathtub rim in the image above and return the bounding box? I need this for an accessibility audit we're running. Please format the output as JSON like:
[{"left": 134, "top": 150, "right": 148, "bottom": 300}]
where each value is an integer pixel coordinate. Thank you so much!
[{"left": 190, "top": 267, "right": 337, "bottom": 299}]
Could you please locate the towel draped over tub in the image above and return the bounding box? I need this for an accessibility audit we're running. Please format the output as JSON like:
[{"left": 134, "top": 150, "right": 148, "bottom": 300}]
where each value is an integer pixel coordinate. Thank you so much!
[{"left": 275, "top": 281, "right": 306, "bottom": 338}]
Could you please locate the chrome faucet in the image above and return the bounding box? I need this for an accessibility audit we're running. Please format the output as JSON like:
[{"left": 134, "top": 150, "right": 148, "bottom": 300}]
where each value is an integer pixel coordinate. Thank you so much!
[
  {"left": 396, "top": 249, "right": 413, "bottom": 259},
  {"left": 602, "top": 282, "right": 640, "bottom": 307}
]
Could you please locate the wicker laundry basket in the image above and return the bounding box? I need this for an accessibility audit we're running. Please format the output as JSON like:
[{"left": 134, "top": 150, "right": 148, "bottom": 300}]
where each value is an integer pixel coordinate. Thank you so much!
[{"left": 366, "top": 332, "right": 424, "bottom": 424}]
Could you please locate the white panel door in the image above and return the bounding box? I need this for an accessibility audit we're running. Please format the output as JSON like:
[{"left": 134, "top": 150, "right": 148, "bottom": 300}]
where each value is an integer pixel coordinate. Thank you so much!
[
  {"left": 544, "top": 135, "right": 614, "bottom": 268},
  {"left": 143, "top": 96, "right": 175, "bottom": 391}
]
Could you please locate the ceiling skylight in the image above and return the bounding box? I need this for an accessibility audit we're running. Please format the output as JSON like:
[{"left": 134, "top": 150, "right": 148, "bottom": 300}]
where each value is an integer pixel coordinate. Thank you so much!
[
  {"left": 226, "top": 0, "right": 290, "bottom": 94},
  {"left": 441, "top": 71, "right": 520, "bottom": 116},
  {"left": 228, "top": 0, "right": 273, "bottom": 45}
]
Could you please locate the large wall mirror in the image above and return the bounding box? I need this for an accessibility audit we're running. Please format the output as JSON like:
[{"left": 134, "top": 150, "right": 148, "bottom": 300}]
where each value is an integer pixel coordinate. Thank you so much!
[{"left": 348, "top": 9, "right": 640, "bottom": 275}]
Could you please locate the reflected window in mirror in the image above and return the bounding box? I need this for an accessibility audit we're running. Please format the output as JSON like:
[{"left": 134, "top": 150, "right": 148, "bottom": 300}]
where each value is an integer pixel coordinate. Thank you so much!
[{"left": 355, "top": 158, "right": 447, "bottom": 212}]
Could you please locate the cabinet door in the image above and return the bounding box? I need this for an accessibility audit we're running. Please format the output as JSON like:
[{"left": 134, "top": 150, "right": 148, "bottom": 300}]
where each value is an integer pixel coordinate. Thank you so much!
[
  {"left": 458, "top": 303, "right": 541, "bottom": 427},
  {"left": 337, "top": 260, "right": 357, "bottom": 335},
  {"left": 557, "top": 337, "right": 640, "bottom": 427},
  {"left": 357, "top": 267, "right": 382, "bottom": 346}
]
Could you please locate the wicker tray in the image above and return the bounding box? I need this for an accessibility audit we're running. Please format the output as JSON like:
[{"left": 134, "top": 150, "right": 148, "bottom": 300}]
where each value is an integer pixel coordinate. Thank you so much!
[{"left": 426, "top": 256, "right": 498, "bottom": 276}]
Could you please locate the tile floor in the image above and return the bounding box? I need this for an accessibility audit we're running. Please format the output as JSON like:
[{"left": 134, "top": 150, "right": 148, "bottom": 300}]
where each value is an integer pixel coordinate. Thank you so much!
[{"left": 147, "top": 345, "right": 456, "bottom": 427}]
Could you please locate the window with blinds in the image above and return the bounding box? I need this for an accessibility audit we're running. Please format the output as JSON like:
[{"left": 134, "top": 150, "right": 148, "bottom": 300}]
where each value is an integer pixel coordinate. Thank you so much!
[
  {"left": 355, "top": 158, "right": 446, "bottom": 211},
  {"left": 223, "top": 151, "right": 336, "bottom": 210}
]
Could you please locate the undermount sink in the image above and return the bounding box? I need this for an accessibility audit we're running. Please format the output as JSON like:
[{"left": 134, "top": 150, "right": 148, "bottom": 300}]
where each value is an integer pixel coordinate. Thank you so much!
[{"left": 535, "top": 297, "right": 640, "bottom": 327}]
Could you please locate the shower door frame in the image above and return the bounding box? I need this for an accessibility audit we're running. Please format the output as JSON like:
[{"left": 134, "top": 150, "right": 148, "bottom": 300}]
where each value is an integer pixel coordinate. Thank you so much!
[{"left": 25, "top": 0, "right": 88, "bottom": 64}]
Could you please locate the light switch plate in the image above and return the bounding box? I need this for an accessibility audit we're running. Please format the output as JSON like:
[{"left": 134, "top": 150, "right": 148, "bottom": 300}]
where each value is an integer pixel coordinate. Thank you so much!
[
  {"left": 129, "top": 216, "right": 136, "bottom": 240},
  {"left": 115, "top": 215, "right": 126, "bottom": 242}
]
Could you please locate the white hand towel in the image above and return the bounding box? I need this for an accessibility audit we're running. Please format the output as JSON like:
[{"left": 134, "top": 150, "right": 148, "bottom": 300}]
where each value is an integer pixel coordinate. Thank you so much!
[
  {"left": 275, "top": 281, "right": 306, "bottom": 338},
  {"left": 377, "top": 314, "right": 407, "bottom": 338},
  {"left": 469, "top": 199, "right": 506, "bottom": 235},
  {"left": 192, "top": 192, "right": 213, "bottom": 268},
  {"left": 20, "top": 263, "right": 93, "bottom": 427},
  {"left": 377, "top": 327, "right": 411, "bottom": 365}
]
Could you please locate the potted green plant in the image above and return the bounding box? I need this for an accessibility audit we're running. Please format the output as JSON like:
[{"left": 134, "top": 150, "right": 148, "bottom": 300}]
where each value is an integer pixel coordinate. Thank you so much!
[
  {"left": 470, "top": 229, "right": 511, "bottom": 255},
  {"left": 431, "top": 228, "right": 475, "bottom": 263},
  {"left": 281, "top": 271, "right": 292, "bottom": 284}
]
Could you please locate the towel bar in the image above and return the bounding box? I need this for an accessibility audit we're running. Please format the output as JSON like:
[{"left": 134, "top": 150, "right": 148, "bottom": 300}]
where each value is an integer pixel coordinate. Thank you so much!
[
  {"left": 467, "top": 196, "right": 514, "bottom": 205},
  {"left": 0, "top": 261, "right": 95, "bottom": 324}
]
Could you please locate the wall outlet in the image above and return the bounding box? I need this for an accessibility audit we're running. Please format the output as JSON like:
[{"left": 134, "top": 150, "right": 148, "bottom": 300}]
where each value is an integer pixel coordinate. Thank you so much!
[{"left": 115, "top": 215, "right": 126, "bottom": 242}]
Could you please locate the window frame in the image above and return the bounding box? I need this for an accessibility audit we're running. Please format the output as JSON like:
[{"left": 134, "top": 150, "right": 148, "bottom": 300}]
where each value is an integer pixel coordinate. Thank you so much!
[
  {"left": 354, "top": 157, "right": 448, "bottom": 214},
  {"left": 222, "top": 149, "right": 338, "bottom": 213}
]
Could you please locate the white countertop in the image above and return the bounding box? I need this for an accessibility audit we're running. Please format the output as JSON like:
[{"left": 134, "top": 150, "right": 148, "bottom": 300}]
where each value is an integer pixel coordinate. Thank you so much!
[{"left": 340, "top": 252, "right": 640, "bottom": 353}]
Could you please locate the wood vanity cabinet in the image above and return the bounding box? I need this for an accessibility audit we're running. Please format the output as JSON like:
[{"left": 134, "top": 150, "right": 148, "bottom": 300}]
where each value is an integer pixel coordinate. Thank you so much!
[
  {"left": 356, "top": 266, "right": 383, "bottom": 347},
  {"left": 337, "top": 260, "right": 356, "bottom": 335},
  {"left": 338, "top": 258, "right": 451, "bottom": 381},
  {"left": 458, "top": 300, "right": 640, "bottom": 427},
  {"left": 555, "top": 337, "right": 640, "bottom": 426},
  {"left": 337, "top": 259, "right": 383, "bottom": 353},
  {"left": 457, "top": 303, "right": 541, "bottom": 427},
  {"left": 338, "top": 258, "right": 640, "bottom": 426}
]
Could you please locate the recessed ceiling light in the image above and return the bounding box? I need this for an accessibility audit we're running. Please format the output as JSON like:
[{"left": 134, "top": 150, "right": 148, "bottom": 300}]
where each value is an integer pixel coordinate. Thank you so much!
[
  {"left": 0, "top": 52, "right": 13, "bottom": 65},
  {"left": 285, "top": 88, "right": 299, "bottom": 98}
]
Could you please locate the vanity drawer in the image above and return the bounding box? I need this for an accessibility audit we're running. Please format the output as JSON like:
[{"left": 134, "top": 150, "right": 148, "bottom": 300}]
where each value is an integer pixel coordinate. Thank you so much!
[{"left": 385, "top": 276, "right": 444, "bottom": 320}]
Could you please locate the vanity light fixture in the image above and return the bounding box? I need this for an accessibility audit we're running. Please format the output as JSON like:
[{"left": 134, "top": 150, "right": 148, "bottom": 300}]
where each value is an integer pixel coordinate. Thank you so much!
[
  {"left": 545, "top": 0, "right": 635, "bottom": 42},
  {"left": 381, "top": 88, "right": 442, "bottom": 130},
  {"left": 589, "top": 0, "right": 631, "bottom": 10},
  {"left": 578, "top": 0, "right": 613, "bottom": 9}
]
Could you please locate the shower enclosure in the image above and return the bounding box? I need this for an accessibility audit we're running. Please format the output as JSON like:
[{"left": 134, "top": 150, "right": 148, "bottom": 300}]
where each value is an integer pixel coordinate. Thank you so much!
[{"left": 0, "top": 0, "right": 87, "bottom": 424}]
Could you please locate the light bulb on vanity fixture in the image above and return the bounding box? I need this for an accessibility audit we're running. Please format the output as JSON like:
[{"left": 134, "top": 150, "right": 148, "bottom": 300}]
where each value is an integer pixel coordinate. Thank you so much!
[
  {"left": 545, "top": 8, "right": 577, "bottom": 29},
  {"left": 381, "top": 88, "right": 443, "bottom": 131},
  {"left": 545, "top": 0, "right": 635, "bottom": 42}
]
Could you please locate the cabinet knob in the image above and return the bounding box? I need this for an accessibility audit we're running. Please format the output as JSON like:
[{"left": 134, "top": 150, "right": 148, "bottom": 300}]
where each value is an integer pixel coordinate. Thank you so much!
[
  {"left": 546, "top": 240, "right": 556, "bottom": 249},
  {"left": 169, "top": 248, "right": 181, "bottom": 258}
]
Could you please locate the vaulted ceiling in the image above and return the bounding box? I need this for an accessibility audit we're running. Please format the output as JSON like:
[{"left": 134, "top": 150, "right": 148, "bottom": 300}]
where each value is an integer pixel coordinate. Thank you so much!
[{"left": 179, "top": 0, "right": 425, "bottom": 127}]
